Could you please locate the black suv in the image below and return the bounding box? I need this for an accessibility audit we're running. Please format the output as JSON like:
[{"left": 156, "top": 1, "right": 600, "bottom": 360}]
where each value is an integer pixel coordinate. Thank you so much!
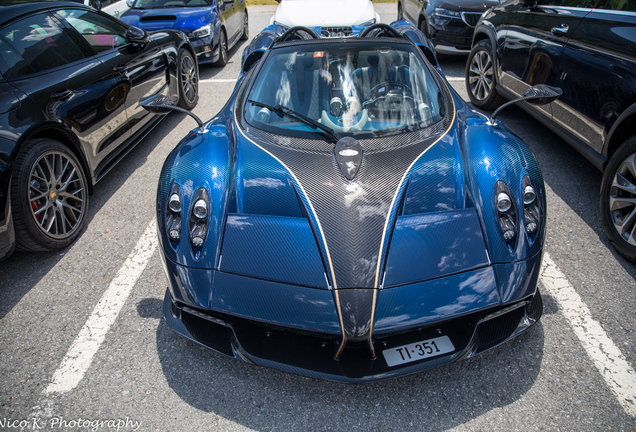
[
  {"left": 465, "top": 0, "right": 636, "bottom": 261},
  {"left": 398, "top": 0, "right": 500, "bottom": 53}
]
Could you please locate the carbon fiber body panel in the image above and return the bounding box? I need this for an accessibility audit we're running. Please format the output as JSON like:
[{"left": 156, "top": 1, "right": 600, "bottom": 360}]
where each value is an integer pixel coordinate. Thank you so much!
[
  {"left": 383, "top": 208, "right": 489, "bottom": 286},
  {"left": 220, "top": 214, "right": 327, "bottom": 288}
]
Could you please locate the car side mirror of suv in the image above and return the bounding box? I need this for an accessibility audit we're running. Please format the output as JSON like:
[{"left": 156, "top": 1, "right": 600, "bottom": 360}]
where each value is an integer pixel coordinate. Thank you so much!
[
  {"left": 125, "top": 26, "right": 150, "bottom": 45},
  {"left": 489, "top": 84, "right": 562, "bottom": 124}
]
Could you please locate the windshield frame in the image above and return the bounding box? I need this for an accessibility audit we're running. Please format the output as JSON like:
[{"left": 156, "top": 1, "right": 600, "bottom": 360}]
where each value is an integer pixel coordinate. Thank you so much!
[{"left": 238, "top": 38, "right": 451, "bottom": 142}]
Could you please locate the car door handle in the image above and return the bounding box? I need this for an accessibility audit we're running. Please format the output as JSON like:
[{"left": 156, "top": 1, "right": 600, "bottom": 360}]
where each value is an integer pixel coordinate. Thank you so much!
[
  {"left": 50, "top": 89, "right": 73, "bottom": 101},
  {"left": 113, "top": 64, "right": 126, "bottom": 72},
  {"left": 551, "top": 24, "right": 569, "bottom": 36}
]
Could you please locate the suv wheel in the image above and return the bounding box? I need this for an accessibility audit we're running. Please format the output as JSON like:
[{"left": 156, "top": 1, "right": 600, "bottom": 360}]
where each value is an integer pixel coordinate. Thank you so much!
[
  {"left": 466, "top": 39, "right": 506, "bottom": 110},
  {"left": 600, "top": 135, "right": 636, "bottom": 263}
]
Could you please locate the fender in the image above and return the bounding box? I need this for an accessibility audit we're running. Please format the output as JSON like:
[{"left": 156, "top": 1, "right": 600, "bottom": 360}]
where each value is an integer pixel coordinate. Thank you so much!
[
  {"left": 605, "top": 101, "right": 636, "bottom": 165},
  {"left": 459, "top": 108, "right": 546, "bottom": 263}
]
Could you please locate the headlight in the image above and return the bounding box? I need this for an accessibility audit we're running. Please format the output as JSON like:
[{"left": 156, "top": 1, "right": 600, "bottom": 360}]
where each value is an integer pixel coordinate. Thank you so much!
[
  {"left": 189, "top": 188, "right": 210, "bottom": 250},
  {"left": 359, "top": 18, "right": 376, "bottom": 26},
  {"left": 434, "top": 8, "right": 461, "bottom": 18},
  {"left": 522, "top": 176, "right": 541, "bottom": 235},
  {"left": 188, "top": 24, "right": 212, "bottom": 39},
  {"left": 166, "top": 183, "right": 183, "bottom": 242},
  {"left": 494, "top": 181, "right": 517, "bottom": 243}
]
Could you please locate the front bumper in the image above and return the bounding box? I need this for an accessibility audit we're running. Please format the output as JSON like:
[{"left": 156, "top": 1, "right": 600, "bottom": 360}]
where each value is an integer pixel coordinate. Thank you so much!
[
  {"left": 161, "top": 250, "right": 544, "bottom": 382},
  {"left": 189, "top": 34, "right": 218, "bottom": 64},
  {"left": 428, "top": 16, "right": 476, "bottom": 51}
]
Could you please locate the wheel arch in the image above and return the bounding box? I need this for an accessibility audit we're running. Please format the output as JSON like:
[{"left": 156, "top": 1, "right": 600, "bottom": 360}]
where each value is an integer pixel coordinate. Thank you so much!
[{"left": 605, "top": 103, "right": 636, "bottom": 170}]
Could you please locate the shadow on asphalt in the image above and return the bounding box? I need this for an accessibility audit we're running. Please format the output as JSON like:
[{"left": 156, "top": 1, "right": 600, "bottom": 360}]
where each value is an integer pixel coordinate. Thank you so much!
[
  {"left": 154, "top": 315, "right": 544, "bottom": 431},
  {"left": 0, "top": 111, "right": 187, "bottom": 320}
]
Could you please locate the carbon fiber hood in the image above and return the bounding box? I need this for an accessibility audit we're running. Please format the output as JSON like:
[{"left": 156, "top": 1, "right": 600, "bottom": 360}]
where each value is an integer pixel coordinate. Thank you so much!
[{"left": 236, "top": 111, "right": 457, "bottom": 290}]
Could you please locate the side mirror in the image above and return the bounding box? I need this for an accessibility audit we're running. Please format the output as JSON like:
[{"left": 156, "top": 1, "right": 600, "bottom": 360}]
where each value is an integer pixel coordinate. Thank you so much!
[
  {"left": 91, "top": 0, "right": 102, "bottom": 10},
  {"left": 139, "top": 94, "right": 205, "bottom": 131},
  {"left": 490, "top": 84, "right": 562, "bottom": 123},
  {"left": 125, "top": 26, "right": 149, "bottom": 44},
  {"left": 126, "top": 0, "right": 134, "bottom": 7}
]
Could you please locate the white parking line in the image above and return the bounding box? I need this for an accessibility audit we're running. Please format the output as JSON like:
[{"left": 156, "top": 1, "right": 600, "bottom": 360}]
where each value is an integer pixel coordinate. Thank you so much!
[
  {"left": 541, "top": 252, "right": 636, "bottom": 417},
  {"left": 445, "top": 77, "right": 463, "bottom": 81},
  {"left": 200, "top": 78, "right": 238, "bottom": 83},
  {"left": 44, "top": 222, "right": 158, "bottom": 394}
]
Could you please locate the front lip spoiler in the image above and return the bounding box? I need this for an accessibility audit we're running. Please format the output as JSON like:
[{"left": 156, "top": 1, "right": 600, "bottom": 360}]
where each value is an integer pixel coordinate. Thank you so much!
[{"left": 163, "top": 287, "right": 543, "bottom": 383}]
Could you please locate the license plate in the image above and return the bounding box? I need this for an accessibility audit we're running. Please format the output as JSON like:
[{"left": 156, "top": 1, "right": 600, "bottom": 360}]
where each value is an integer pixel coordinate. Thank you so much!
[{"left": 382, "top": 336, "right": 455, "bottom": 367}]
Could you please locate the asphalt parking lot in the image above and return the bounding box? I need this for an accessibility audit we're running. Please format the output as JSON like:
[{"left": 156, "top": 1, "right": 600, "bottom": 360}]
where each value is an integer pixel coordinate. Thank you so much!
[{"left": 1, "top": 4, "right": 635, "bottom": 431}]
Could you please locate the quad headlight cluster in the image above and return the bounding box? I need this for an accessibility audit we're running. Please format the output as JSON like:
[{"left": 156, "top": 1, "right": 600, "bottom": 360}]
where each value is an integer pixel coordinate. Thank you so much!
[
  {"left": 165, "top": 183, "right": 210, "bottom": 251},
  {"left": 494, "top": 176, "right": 540, "bottom": 244}
]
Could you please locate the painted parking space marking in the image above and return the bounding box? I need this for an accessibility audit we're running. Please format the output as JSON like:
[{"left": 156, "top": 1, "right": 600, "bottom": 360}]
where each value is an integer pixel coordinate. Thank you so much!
[
  {"left": 199, "top": 78, "right": 238, "bottom": 83},
  {"left": 541, "top": 252, "right": 636, "bottom": 417},
  {"left": 44, "top": 221, "right": 158, "bottom": 394}
]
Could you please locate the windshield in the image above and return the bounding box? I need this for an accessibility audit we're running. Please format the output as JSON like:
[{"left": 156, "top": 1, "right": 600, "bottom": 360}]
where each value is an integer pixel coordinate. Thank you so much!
[
  {"left": 131, "top": 0, "right": 213, "bottom": 9},
  {"left": 243, "top": 42, "right": 446, "bottom": 139}
]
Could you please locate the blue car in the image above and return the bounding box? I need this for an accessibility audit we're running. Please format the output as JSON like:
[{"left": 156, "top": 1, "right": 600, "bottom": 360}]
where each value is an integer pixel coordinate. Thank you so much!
[
  {"left": 141, "top": 23, "right": 560, "bottom": 382},
  {"left": 120, "top": 0, "right": 248, "bottom": 66}
]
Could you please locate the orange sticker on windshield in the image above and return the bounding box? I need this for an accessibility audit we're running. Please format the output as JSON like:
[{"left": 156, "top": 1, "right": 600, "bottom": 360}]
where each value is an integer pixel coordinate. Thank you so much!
[{"left": 314, "top": 51, "right": 324, "bottom": 58}]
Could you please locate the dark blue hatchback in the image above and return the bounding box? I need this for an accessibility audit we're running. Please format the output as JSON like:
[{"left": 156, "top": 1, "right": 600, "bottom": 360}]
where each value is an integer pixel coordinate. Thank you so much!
[{"left": 120, "top": 0, "right": 248, "bottom": 66}]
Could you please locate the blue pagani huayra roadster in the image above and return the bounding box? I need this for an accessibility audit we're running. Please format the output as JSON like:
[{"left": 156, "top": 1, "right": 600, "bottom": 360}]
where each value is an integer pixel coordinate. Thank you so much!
[{"left": 141, "top": 22, "right": 561, "bottom": 382}]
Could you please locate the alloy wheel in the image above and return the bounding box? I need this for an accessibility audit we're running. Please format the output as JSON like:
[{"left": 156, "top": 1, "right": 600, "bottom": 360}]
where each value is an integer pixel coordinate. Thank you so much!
[
  {"left": 468, "top": 49, "right": 495, "bottom": 101},
  {"left": 180, "top": 53, "right": 198, "bottom": 104},
  {"left": 609, "top": 153, "right": 636, "bottom": 245},
  {"left": 28, "top": 150, "right": 86, "bottom": 239}
]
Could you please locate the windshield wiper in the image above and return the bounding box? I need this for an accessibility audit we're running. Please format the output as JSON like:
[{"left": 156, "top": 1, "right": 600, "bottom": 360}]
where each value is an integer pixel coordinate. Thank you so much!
[{"left": 248, "top": 99, "right": 342, "bottom": 142}]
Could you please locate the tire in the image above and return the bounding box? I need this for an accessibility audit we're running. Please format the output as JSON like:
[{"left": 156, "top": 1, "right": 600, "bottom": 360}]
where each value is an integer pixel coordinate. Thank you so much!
[
  {"left": 10, "top": 139, "right": 88, "bottom": 251},
  {"left": 215, "top": 30, "right": 228, "bottom": 67},
  {"left": 240, "top": 12, "right": 249, "bottom": 41},
  {"left": 397, "top": 2, "right": 403, "bottom": 20},
  {"left": 465, "top": 39, "right": 506, "bottom": 110},
  {"left": 600, "top": 135, "right": 636, "bottom": 263},
  {"left": 177, "top": 49, "right": 198, "bottom": 110}
]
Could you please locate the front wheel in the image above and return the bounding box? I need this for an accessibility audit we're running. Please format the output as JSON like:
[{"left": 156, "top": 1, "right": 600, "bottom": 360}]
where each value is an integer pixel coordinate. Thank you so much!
[
  {"left": 10, "top": 139, "right": 89, "bottom": 251},
  {"left": 177, "top": 49, "right": 198, "bottom": 109},
  {"left": 215, "top": 31, "right": 228, "bottom": 67},
  {"left": 465, "top": 40, "right": 506, "bottom": 110},
  {"left": 600, "top": 136, "right": 636, "bottom": 263}
]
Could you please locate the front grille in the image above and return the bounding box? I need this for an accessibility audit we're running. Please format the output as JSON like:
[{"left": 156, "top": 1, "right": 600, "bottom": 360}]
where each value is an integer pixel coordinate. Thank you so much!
[
  {"left": 321, "top": 26, "right": 353, "bottom": 37},
  {"left": 461, "top": 12, "right": 482, "bottom": 27}
]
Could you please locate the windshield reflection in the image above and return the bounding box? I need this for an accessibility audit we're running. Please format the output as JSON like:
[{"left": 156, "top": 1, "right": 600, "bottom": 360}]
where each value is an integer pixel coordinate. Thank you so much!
[{"left": 245, "top": 43, "right": 445, "bottom": 138}]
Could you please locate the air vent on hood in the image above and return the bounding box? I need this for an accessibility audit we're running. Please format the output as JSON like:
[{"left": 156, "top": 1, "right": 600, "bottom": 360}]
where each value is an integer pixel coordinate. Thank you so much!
[{"left": 140, "top": 15, "right": 177, "bottom": 22}]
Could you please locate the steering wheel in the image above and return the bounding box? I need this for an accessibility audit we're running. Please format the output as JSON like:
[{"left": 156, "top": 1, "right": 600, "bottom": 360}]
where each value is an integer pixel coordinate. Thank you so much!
[
  {"left": 277, "top": 26, "right": 321, "bottom": 42},
  {"left": 363, "top": 81, "right": 431, "bottom": 122},
  {"left": 358, "top": 23, "right": 402, "bottom": 39}
]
